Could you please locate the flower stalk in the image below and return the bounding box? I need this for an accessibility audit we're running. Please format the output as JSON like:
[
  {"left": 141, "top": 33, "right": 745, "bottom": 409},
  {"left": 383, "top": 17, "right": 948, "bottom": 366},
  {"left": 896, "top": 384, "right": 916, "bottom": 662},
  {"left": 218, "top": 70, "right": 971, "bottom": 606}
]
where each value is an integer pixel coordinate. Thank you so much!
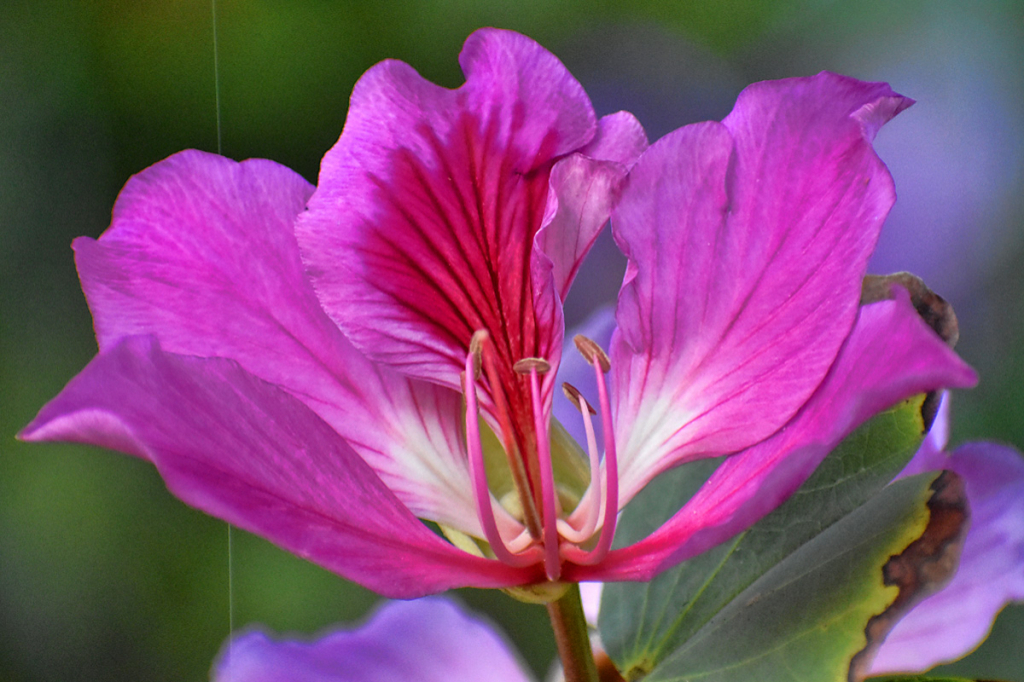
[{"left": 546, "top": 583, "right": 599, "bottom": 682}]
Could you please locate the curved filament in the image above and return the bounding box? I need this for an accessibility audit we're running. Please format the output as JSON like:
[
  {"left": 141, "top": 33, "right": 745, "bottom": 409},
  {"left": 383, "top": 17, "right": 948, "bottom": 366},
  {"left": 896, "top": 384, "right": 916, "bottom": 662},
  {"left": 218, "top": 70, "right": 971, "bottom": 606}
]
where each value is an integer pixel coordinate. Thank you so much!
[
  {"left": 556, "top": 393, "right": 602, "bottom": 543},
  {"left": 464, "top": 351, "right": 541, "bottom": 568},
  {"left": 562, "top": 354, "right": 619, "bottom": 566}
]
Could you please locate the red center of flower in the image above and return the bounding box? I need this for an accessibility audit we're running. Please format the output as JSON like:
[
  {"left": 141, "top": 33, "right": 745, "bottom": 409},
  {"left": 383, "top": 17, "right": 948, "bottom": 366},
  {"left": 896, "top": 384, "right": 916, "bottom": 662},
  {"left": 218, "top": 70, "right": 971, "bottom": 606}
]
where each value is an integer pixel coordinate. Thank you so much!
[{"left": 463, "top": 331, "right": 619, "bottom": 580}]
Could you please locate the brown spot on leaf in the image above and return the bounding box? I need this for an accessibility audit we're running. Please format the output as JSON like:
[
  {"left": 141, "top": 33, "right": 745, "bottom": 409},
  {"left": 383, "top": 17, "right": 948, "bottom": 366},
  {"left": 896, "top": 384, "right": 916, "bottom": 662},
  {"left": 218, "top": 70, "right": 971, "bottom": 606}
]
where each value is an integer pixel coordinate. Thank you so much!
[{"left": 848, "top": 470, "right": 970, "bottom": 682}]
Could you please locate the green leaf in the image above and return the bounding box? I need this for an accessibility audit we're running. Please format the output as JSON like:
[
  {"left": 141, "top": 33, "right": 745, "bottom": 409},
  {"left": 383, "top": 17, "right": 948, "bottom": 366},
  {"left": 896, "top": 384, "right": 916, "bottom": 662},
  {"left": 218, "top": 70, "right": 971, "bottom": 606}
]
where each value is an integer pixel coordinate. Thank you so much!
[
  {"left": 643, "top": 470, "right": 964, "bottom": 682},
  {"left": 601, "top": 398, "right": 928, "bottom": 677}
]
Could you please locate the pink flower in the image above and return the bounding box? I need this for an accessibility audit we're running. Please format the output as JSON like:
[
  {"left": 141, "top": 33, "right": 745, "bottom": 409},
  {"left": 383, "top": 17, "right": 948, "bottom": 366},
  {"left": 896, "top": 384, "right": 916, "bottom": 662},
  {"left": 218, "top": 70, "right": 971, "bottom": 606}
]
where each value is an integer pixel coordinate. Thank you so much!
[
  {"left": 22, "top": 29, "right": 975, "bottom": 596},
  {"left": 212, "top": 599, "right": 534, "bottom": 682}
]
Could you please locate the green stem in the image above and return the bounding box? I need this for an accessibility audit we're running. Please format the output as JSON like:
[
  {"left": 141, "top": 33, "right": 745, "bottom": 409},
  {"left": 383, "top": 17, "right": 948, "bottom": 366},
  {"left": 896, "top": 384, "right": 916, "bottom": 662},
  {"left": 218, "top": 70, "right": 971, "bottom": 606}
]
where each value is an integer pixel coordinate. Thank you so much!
[{"left": 545, "top": 584, "right": 599, "bottom": 682}]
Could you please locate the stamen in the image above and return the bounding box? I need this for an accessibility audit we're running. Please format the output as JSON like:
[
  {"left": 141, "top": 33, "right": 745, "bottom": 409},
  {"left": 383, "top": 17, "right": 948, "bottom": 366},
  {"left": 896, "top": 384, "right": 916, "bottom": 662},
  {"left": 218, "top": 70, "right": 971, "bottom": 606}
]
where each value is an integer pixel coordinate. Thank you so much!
[
  {"left": 561, "top": 382, "right": 596, "bottom": 415},
  {"left": 561, "top": 339, "right": 619, "bottom": 566},
  {"left": 555, "top": 384, "right": 602, "bottom": 543},
  {"left": 529, "top": 366, "right": 561, "bottom": 581},
  {"left": 468, "top": 330, "right": 485, "bottom": 379},
  {"left": 464, "top": 349, "right": 540, "bottom": 568},
  {"left": 574, "top": 334, "right": 611, "bottom": 372},
  {"left": 588, "top": 357, "right": 619, "bottom": 562},
  {"left": 513, "top": 357, "right": 552, "bottom": 374}
]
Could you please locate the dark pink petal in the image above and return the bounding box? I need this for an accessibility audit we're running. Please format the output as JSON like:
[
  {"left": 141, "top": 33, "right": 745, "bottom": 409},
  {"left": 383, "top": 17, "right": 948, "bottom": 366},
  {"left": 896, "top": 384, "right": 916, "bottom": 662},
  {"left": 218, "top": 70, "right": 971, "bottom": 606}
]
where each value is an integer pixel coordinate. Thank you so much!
[
  {"left": 296, "top": 28, "right": 597, "bottom": 390},
  {"left": 212, "top": 598, "right": 534, "bottom": 682},
  {"left": 611, "top": 73, "right": 913, "bottom": 502},
  {"left": 20, "top": 338, "right": 536, "bottom": 597},
  {"left": 75, "top": 150, "right": 480, "bottom": 535},
  {"left": 573, "top": 291, "right": 976, "bottom": 581},
  {"left": 870, "top": 441, "right": 1024, "bottom": 673}
]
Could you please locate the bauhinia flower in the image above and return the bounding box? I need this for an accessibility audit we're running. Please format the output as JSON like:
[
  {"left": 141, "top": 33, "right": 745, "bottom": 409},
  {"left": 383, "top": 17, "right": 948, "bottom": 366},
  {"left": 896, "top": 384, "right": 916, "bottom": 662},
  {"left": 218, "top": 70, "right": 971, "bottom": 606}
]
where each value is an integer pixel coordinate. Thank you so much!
[{"left": 22, "top": 29, "right": 976, "bottom": 597}]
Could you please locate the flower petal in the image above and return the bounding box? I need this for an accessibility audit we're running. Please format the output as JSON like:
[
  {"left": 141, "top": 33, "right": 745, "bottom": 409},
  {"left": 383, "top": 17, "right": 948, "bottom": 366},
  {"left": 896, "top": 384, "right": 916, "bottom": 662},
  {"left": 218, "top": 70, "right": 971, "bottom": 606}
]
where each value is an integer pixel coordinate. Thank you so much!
[
  {"left": 582, "top": 111, "right": 649, "bottom": 168},
  {"left": 870, "top": 441, "right": 1024, "bottom": 674},
  {"left": 212, "top": 598, "right": 534, "bottom": 682},
  {"left": 531, "top": 114, "right": 647, "bottom": 352},
  {"left": 896, "top": 391, "right": 952, "bottom": 474},
  {"left": 74, "top": 150, "right": 480, "bottom": 535},
  {"left": 296, "top": 28, "right": 597, "bottom": 390},
  {"left": 610, "top": 73, "right": 913, "bottom": 501},
  {"left": 575, "top": 290, "right": 976, "bottom": 581},
  {"left": 20, "top": 337, "right": 536, "bottom": 597}
]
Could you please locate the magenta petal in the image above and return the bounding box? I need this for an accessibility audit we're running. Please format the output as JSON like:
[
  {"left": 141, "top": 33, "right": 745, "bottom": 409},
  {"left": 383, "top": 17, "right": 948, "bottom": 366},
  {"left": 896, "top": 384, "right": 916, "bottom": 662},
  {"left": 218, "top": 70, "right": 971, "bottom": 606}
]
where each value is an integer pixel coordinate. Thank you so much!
[
  {"left": 20, "top": 337, "right": 534, "bottom": 597},
  {"left": 297, "top": 28, "right": 598, "bottom": 389},
  {"left": 610, "top": 73, "right": 913, "bottom": 502},
  {"left": 870, "top": 441, "right": 1024, "bottom": 674},
  {"left": 576, "top": 291, "right": 976, "bottom": 581},
  {"left": 212, "top": 598, "right": 534, "bottom": 682},
  {"left": 533, "top": 114, "right": 646, "bottom": 306},
  {"left": 582, "top": 111, "right": 649, "bottom": 167},
  {"left": 75, "top": 150, "right": 479, "bottom": 534}
]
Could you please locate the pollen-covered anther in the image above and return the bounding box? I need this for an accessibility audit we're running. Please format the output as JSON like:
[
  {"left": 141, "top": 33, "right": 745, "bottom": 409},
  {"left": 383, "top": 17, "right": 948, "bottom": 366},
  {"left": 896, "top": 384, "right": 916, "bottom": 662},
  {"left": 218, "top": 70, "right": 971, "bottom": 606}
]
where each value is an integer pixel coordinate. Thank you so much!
[
  {"left": 467, "top": 330, "right": 488, "bottom": 379},
  {"left": 562, "top": 382, "right": 596, "bottom": 415},
  {"left": 573, "top": 334, "right": 611, "bottom": 372},
  {"left": 513, "top": 357, "right": 552, "bottom": 375}
]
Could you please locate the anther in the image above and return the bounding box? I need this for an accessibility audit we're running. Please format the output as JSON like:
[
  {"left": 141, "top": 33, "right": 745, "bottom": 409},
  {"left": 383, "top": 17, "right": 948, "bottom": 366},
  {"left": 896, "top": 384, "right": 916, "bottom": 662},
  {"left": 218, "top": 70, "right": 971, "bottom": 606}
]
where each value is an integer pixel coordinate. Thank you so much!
[
  {"left": 468, "top": 330, "right": 488, "bottom": 379},
  {"left": 513, "top": 357, "right": 552, "bottom": 375},
  {"left": 559, "top": 352, "right": 619, "bottom": 566},
  {"left": 573, "top": 335, "right": 611, "bottom": 373},
  {"left": 562, "top": 382, "right": 596, "bottom": 415}
]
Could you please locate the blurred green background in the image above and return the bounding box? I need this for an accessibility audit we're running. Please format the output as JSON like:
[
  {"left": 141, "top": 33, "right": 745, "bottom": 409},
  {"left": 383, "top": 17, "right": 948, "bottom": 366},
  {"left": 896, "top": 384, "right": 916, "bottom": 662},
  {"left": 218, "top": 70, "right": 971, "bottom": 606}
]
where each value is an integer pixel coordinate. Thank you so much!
[{"left": 2, "top": 1, "right": 1022, "bottom": 680}]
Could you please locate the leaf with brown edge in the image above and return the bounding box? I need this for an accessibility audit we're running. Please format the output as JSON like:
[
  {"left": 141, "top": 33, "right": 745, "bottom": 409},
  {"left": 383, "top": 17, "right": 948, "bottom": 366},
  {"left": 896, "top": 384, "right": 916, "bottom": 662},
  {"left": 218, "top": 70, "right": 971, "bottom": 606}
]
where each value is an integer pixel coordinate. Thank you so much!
[
  {"left": 601, "top": 398, "right": 930, "bottom": 679},
  {"left": 850, "top": 471, "right": 970, "bottom": 681},
  {"left": 618, "top": 470, "right": 968, "bottom": 682}
]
